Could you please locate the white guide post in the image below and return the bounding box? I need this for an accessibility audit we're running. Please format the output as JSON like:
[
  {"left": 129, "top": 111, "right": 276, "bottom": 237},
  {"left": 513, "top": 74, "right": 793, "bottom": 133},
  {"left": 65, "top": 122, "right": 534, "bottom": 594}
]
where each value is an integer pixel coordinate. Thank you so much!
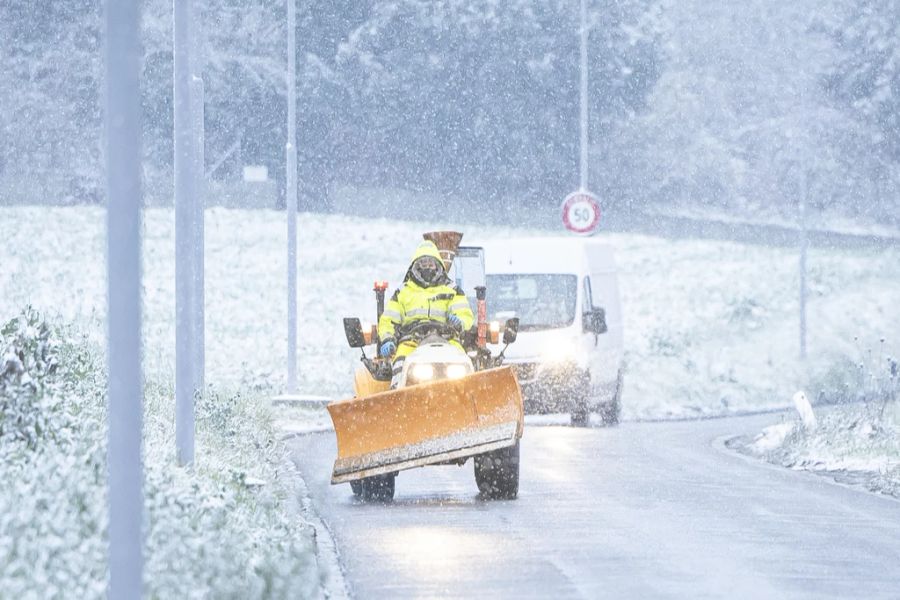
[
  {"left": 104, "top": 0, "right": 144, "bottom": 596},
  {"left": 286, "top": 0, "right": 299, "bottom": 393},
  {"left": 174, "top": 0, "right": 197, "bottom": 465}
]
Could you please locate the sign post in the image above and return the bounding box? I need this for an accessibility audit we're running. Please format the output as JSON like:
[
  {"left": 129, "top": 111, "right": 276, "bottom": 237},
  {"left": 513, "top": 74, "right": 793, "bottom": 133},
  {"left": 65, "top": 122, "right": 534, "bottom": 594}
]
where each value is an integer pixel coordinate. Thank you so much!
[
  {"left": 174, "top": 0, "right": 197, "bottom": 465},
  {"left": 561, "top": 190, "right": 601, "bottom": 235},
  {"left": 286, "top": 0, "right": 298, "bottom": 393},
  {"left": 104, "top": 0, "right": 144, "bottom": 595}
]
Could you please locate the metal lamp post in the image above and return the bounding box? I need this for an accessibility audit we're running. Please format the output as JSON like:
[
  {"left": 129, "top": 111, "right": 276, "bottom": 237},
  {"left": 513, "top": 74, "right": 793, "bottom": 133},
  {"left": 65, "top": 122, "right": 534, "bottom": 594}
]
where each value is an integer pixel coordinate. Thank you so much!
[
  {"left": 286, "top": 0, "right": 299, "bottom": 393},
  {"left": 579, "top": 0, "right": 589, "bottom": 192},
  {"left": 104, "top": 0, "right": 144, "bottom": 595},
  {"left": 174, "top": 0, "right": 203, "bottom": 465}
]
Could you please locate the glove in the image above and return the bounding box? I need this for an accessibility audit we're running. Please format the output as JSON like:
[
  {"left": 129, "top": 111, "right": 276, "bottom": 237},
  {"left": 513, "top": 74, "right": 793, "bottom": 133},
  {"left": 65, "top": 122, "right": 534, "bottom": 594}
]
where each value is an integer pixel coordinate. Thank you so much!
[
  {"left": 448, "top": 314, "right": 464, "bottom": 332},
  {"left": 379, "top": 340, "right": 396, "bottom": 357}
]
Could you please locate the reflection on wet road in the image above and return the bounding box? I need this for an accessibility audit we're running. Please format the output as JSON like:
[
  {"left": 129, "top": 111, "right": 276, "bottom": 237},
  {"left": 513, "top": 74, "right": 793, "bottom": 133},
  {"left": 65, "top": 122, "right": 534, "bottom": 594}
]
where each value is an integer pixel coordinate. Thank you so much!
[{"left": 290, "top": 414, "right": 900, "bottom": 599}]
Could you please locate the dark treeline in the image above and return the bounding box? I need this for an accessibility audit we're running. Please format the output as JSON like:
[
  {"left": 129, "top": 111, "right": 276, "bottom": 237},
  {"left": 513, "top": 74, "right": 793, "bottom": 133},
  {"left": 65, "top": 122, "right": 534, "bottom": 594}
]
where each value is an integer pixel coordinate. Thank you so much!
[{"left": 0, "top": 1, "right": 897, "bottom": 225}]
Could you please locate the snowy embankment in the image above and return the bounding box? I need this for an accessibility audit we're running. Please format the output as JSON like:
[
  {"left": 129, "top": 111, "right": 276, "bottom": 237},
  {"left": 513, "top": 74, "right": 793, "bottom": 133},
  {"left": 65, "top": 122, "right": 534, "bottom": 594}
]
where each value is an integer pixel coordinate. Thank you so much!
[
  {"left": 735, "top": 397, "right": 900, "bottom": 499},
  {"left": 2, "top": 205, "right": 899, "bottom": 420},
  {"left": 0, "top": 309, "right": 322, "bottom": 598}
]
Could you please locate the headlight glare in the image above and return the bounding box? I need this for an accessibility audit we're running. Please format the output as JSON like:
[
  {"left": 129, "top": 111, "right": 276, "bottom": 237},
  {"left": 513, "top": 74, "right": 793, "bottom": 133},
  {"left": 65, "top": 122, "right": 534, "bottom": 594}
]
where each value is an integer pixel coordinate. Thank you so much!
[
  {"left": 445, "top": 364, "right": 468, "bottom": 379},
  {"left": 410, "top": 364, "right": 435, "bottom": 381}
]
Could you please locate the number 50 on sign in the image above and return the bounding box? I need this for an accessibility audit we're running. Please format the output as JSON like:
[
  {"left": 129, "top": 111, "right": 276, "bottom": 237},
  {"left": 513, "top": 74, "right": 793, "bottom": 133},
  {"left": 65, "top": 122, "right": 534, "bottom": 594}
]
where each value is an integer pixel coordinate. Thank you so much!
[{"left": 561, "top": 191, "right": 601, "bottom": 235}]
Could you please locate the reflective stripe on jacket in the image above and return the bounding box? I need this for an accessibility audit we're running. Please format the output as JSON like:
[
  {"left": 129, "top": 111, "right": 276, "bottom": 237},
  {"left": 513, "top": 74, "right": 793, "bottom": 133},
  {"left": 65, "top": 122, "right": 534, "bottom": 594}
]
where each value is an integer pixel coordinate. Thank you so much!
[{"left": 378, "top": 281, "right": 475, "bottom": 341}]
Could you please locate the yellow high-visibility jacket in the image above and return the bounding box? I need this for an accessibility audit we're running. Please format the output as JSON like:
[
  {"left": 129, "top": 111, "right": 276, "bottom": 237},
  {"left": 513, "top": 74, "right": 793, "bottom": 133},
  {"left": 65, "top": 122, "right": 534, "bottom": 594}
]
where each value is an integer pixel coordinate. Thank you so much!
[{"left": 378, "top": 242, "right": 475, "bottom": 342}]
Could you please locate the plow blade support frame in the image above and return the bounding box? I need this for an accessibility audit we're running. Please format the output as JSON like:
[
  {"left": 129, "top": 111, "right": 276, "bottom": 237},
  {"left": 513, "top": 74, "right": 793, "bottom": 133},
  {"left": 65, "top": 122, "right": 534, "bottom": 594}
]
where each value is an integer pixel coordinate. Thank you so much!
[{"left": 327, "top": 367, "right": 524, "bottom": 484}]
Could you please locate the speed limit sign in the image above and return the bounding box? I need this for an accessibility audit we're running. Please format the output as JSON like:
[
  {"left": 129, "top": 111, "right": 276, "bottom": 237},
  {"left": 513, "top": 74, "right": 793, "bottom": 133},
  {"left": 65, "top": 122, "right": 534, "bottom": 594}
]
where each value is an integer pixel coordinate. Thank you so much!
[{"left": 561, "top": 190, "right": 601, "bottom": 235}]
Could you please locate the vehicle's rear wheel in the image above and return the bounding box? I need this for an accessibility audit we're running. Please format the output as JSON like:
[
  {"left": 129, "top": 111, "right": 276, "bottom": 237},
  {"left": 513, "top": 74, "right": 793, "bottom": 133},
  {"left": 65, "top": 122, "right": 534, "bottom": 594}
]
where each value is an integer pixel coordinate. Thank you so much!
[
  {"left": 599, "top": 369, "right": 624, "bottom": 426},
  {"left": 474, "top": 442, "right": 520, "bottom": 499},
  {"left": 350, "top": 480, "right": 363, "bottom": 497},
  {"left": 360, "top": 473, "right": 395, "bottom": 502}
]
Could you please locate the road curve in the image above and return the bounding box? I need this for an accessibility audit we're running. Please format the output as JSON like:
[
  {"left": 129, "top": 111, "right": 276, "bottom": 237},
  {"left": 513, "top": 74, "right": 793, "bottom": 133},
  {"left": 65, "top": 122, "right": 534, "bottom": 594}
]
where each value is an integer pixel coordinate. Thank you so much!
[{"left": 289, "top": 414, "right": 900, "bottom": 599}]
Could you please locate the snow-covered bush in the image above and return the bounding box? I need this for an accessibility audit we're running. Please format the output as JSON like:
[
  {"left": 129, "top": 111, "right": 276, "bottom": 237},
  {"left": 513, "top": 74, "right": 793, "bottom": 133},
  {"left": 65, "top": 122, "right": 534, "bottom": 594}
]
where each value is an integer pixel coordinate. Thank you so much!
[
  {"left": 0, "top": 306, "right": 98, "bottom": 450},
  {"left": 0, "top": 310, "right": 321, "bottom": 598}
]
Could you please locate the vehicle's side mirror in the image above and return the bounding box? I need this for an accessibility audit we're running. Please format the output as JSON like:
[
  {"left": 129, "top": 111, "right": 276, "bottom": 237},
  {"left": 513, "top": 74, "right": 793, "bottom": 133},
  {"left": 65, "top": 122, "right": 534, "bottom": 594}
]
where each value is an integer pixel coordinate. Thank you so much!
[
  {"left": 585, "top": 308, "right": 607, "bottom": 335},
  {"left": 343, "top": 317, "right": 367, "bottom": 348},
  {"left": 503, "top": 318, "right": 520, "bottom": 344}
]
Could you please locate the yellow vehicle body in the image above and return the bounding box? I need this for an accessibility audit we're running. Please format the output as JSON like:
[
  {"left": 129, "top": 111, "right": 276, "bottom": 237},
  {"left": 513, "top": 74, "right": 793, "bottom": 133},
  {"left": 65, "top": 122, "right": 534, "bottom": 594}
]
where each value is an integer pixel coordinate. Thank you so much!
[{"left": 327, "top": 366, "right": 524, "bottom": 484}]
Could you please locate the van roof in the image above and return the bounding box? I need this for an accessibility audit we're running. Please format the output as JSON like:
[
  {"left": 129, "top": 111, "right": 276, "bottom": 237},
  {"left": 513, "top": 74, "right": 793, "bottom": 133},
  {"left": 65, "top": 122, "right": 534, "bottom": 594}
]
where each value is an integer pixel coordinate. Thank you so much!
[{"left": 476, "top": 237, "right": 617, "bottom": 275}]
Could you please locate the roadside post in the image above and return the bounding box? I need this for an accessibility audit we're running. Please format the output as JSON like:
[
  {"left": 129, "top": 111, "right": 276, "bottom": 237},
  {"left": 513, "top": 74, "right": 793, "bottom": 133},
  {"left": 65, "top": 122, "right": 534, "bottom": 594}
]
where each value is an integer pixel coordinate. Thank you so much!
[
  {"left": 286, "top": 0, "right": 299, "bottom": 394},
  {"left": 579, "top": 0, "right": 589, "bottom": 192},
  {"left": 175, "top": 0, "right": 198, "bottom": 465},
  {"left": 104, "top": 0, "right": 144, "bottom": 595},
  {"left": 799, "top": 170, "right": 808, "bottom": 360},
  {"left": 562, "top": 0, "right": 602, "bottom": 238}
]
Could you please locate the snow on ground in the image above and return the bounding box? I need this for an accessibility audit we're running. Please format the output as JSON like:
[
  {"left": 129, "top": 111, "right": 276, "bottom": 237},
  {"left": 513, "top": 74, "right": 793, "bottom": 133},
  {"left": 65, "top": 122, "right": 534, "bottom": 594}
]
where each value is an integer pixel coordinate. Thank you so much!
[
  {"left": 1, "top": 205, "right": 898, "bottom": 421},
  {"left": 0, "top": 309, "right": 323, "bottom": 598},
  {"left": 735, "top": 401, "right": 900, "bottom": 499}
]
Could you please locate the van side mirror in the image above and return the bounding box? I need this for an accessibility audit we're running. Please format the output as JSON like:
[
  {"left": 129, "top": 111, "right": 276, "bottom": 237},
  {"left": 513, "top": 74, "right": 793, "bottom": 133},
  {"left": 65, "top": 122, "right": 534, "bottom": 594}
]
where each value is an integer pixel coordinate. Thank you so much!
[
  {"left": 343, "top": 317, "right": 367, "bottom": 348},
  {"left": 503, "top": 318, "right": 520, "bottom": 344},
  {"left": 585, "top": 308, "right": 607, "bottom": 335}
]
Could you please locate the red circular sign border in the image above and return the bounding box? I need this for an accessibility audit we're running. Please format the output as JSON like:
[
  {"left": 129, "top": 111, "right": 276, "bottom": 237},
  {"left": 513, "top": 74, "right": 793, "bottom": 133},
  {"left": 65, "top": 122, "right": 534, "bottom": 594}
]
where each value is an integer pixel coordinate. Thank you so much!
[{"left": 561, "top": 191, "right": 601, "bottom": 234}]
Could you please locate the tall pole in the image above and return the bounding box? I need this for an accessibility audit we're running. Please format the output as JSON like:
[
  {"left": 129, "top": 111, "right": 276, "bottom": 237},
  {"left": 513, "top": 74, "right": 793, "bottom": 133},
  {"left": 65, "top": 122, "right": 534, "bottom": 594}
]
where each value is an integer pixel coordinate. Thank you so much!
[
  {"left": 104, "top": 0, "right": 144, "bottom": 596},
  {"left": 174, "top": 0, "right": 197, "bottom": 465},
  {"left": 191, "top": 0, "right": 205, "bottom": 392},
  {"left": 286, "top": 0, "right": 299, "bottom": 393},
  {"left": 579, "top": 0, "right": 589, "bottom": 191},
  {"left": 799, "top": 170, "right": 808, "bottom": 360}
]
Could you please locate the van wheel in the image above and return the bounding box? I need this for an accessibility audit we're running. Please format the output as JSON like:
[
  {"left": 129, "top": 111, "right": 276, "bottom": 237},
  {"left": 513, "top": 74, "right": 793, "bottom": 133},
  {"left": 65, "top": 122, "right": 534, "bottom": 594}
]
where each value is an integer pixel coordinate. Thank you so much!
[
  {"left": 570, "top": 405, "right": 590, "bottom": 427},
  {"left": 474, "top": 442, "right": 520, "bottom": 499},
  {"left": 360, "top": 473, "right": 395, "bottom": 502},
  {"left": 570, "top": 375, "right": 591, "bottom": 427},
  {"left": 599, "top": 369, "right": 624, "bottom": 426}
]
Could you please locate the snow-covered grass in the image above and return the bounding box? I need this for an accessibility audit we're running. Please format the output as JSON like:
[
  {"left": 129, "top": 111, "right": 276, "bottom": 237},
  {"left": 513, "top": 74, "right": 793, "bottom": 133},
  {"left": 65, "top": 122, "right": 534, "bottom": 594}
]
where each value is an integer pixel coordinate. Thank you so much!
[
  {"left": 740, "top": 402, "right": 900, "bottom": 499},
  {"left": 0, "top": 308, "right": 321, "bottom": 598},
  {"left": 1, "top": 205, "right": 898, "bottom": 421},
  {"left": 736, "top": 357, "right": 900, "bottom": 499}
]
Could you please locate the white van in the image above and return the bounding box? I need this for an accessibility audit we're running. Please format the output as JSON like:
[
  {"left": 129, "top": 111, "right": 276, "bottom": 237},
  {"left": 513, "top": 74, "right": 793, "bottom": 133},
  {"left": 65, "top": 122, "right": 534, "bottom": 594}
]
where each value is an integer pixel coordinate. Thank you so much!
[{"left": 478, "top": 237, "right": 625, "bottom": 426}]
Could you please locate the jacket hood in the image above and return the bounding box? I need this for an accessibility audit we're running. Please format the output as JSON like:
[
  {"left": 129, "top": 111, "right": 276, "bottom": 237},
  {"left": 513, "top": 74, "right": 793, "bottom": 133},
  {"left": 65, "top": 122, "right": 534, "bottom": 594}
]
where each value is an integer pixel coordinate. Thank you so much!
[{"left": 404, "top": 240, "right": 449, "bottom": 286}]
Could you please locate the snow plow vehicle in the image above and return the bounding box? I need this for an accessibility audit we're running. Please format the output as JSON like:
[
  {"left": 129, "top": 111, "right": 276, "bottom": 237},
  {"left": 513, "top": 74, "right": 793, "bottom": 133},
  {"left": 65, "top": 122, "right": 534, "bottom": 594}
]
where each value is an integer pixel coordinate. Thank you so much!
[{"left": 327, "top": 232, "right": 524, "bottom": 502}]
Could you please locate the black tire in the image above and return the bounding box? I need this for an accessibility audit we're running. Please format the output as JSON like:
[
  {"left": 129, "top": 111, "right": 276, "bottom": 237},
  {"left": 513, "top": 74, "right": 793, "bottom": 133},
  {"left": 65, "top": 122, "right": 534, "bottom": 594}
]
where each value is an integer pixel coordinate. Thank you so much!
[
  {"left": 570, "top": 374, "right": 591, "bottom": 427},
  {"left": 599, "top": 369, "right": 624, "bottom": 426},
  {"left": 360, "top": 473, "right": 395, "bottom": 502},
  {"left": 474, "top": 442, "right": 520, "bottom": 499},
  {"left": 350, "top": 480, "right": 363, "bottom": 497},
  {"left": 570, "top": 405, "right": 590, "bottom": 427}
]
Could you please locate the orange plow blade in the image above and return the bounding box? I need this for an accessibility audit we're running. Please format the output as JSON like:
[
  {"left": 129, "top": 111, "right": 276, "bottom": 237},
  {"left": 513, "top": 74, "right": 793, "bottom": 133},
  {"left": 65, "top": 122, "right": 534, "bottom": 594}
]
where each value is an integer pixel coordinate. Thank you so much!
[{"left": 326, "top": 366, "right": 524, "bottom": 484}]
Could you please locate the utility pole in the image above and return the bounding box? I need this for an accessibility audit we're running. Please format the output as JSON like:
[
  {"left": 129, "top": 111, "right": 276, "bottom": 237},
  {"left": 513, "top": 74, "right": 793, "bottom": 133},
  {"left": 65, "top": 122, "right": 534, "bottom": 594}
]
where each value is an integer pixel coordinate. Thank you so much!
[
  {"left": 104, "top": 0, "right": 144, "bottom": 596},
  {"left": 174, "top": 0, "right": 197, "bottom": 465},
  {"left": 799, "top": 170, "right": 808, "bottom": 360},
  {"left": 286, "top": 0, "right": 299, "bottom": 393},
  {"left": 579, "top": 0, "right": 589, "bottom": 191},
  {"left": 191, "top": 1, "right": 205, "bottom": 392}
]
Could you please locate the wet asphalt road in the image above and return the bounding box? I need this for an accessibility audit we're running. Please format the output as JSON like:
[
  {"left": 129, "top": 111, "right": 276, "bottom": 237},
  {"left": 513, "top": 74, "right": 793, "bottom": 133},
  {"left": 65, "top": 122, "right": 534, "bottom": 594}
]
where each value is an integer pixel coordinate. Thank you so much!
[{"left": 289, "top": 414, "right": 900, "bottom": 599}]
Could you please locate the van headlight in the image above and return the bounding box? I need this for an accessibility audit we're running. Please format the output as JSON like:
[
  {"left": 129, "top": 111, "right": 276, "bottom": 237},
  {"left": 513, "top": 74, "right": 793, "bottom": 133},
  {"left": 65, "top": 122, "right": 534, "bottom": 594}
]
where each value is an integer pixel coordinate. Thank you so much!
[{"left": 541, "top": 343, "right": 578, "bottom": 365}]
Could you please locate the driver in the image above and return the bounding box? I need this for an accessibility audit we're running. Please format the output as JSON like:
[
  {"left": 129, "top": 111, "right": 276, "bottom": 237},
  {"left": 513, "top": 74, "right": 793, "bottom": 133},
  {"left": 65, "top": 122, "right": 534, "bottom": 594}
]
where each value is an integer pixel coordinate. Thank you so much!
[{"left": 378, "top": 240, "right": 475, "bottom": 386}]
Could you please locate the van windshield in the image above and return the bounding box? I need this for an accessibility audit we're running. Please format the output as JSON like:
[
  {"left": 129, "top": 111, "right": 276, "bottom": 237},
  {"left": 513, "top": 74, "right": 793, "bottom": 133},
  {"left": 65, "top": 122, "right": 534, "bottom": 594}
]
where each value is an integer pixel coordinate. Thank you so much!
[{"left": 485, "top": 274, "right": 578, "bottom": 331}]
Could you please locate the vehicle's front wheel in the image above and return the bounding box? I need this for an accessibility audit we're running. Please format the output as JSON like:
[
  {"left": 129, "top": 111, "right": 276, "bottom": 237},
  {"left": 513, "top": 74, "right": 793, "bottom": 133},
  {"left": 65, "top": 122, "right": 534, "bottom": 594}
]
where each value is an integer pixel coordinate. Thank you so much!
[
  {"left": 570, "top": 403, "right": 590, "bottom": 427},
  {"left": 360, "top": 473, "right": 396, "bottom": 502},
  {"left": 350, "top": 480, "right": 363, "bottom": 497},
  {"left": 474, "top": 442, "right": 520, "bottom": 499}
]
